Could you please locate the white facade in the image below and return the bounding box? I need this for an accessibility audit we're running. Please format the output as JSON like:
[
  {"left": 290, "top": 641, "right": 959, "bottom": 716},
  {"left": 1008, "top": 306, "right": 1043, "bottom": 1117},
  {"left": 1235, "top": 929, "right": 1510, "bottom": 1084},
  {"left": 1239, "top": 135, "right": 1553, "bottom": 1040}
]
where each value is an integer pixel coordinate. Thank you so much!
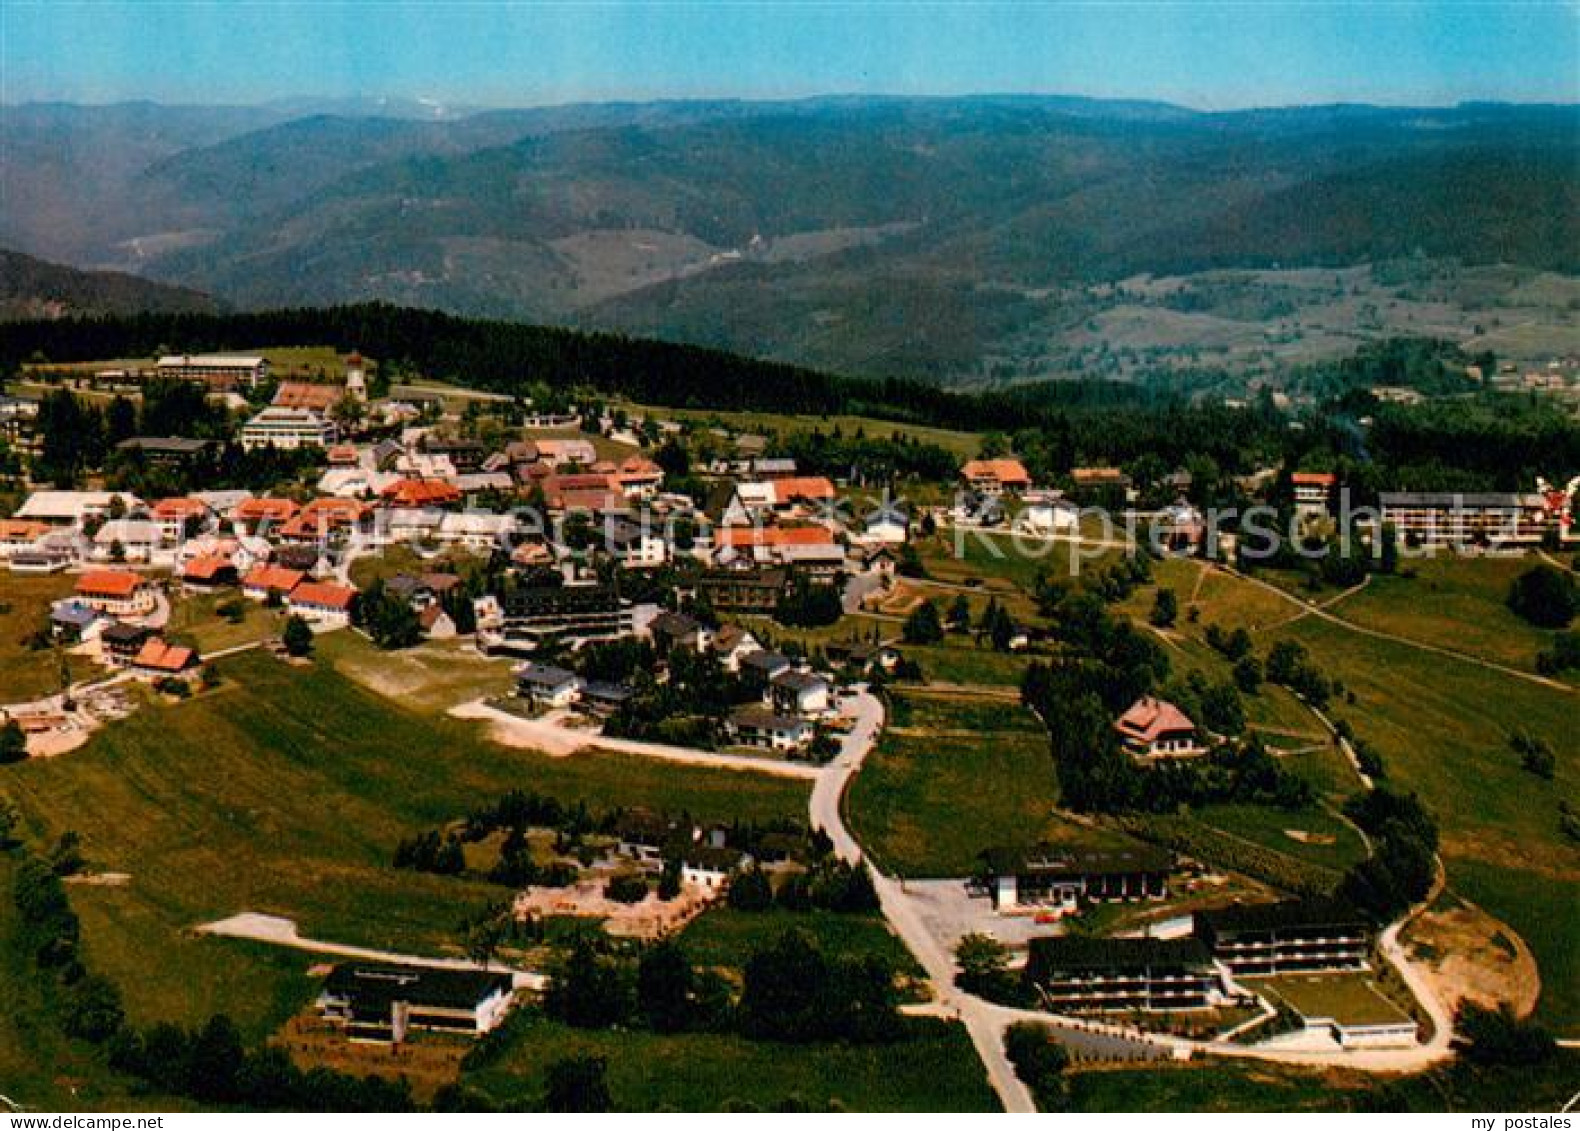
[{"left": 241, "top": 407, "right": 337, "bottom": 451}]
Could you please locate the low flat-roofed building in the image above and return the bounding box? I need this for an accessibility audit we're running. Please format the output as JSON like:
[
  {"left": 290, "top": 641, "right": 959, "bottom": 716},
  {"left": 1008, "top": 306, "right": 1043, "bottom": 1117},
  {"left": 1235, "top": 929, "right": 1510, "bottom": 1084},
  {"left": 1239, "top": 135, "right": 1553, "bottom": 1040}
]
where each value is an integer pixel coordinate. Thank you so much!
[
  {"left": 1025, "top": 936, "right": 1224, "bottom": 1012},
  {"left": 157, "top": 353, "right": 269, "bottom": 391},
  {"left": 316, "top": 963, "right": 515, "bottom": 1044},
  {"left": 1378, "top": 491, "right": 1549, "bottom": 550},
  {"left": 496, "top": 584, "right": 634, "bottom": 650},
  {"left": 979, "top": 844, "right": 1173, "bottom": 913},
  {"left": 1195, "top": 898, "right": 1372, "bottom": 976},
  {"left": 15, "top": 490, "right": 142, "bottom": 526},
  {"left": 115, "top": 436, "right": 217, "bottom": 467}
]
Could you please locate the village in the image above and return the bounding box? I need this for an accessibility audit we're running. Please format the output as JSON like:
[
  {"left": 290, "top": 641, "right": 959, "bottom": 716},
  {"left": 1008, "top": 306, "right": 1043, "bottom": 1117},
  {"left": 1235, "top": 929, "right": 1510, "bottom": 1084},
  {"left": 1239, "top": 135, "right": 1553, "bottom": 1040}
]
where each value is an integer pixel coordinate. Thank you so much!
[{"left": 1, "top": 346, "right": 1575, "bottom": 1112}]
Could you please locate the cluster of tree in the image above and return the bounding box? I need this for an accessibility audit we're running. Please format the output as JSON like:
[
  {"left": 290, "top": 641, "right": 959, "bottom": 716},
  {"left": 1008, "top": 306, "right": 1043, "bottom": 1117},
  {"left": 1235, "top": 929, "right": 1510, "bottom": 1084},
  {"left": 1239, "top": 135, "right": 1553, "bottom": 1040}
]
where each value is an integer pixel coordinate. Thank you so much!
[
  {"left": 1535, "top": 630, "right": 1580, "bottom": 676},
  {"left": 942, "top": 594, "right": 1020, "bottom": 651},
  {"left": 392, "top": 829, "right": 467, "bottom": 875},
  {"left": 601, "top": 648, "right": 758, "bottom": 748},
  {"left": 1508, "top": 730, "right": 1556, "bottom": 780},
  {"left": 725, "top": 856, "right": 879, "bottom": 915},
  {"left": 1506, "top": 564, "right": 1578, "bottom": 629},
  {"left": 775, "top": 576, "right": 844, "bottom": 628},
  {"left": 902, "top": 599, "right": 945, "bottom": 645},
  {"left": 544, "top": 927, "right": 900, "bottom": 1045},
  {"left": 775, "top": 427, "right": 957, "bottom": 484},
  {"left": 1204, "top": 623, "right": 1266, "bottom": 694},
  {"left": 1003, "top": 1022, "right": 1072, "bottom": 1110},
  {"left": 1265, "top": 639, "right": 1335, "bottom": 710},
  {"left": 1456, "top": 1003, "right": 1558, "bottom": 1067},
  {"left": 8, "top": 840, "right": 412, "bottom": 1110},
  {"left": 353, "top": 580, "right": 421, "bottom": 650},
  {"left": 32, "top": 386, "right": 320, "bottom": 491},
  {"left": 107, "top": 1017, "right": 416, "bottom": 1110},
  {"left": 281, "top": 614, "right": 314, "bottom": 657},
  {"left": 0, "top": 720, "right": 26, "bottom": 765},
  {"left": 1337, "top": 788, "right": 1439, "bottom": 923}
]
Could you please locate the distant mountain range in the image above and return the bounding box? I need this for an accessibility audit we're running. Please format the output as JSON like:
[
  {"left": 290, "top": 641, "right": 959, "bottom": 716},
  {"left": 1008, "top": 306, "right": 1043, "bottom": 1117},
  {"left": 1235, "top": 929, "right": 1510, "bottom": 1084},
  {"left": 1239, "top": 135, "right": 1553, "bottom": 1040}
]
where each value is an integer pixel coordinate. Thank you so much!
[
  {"left": 0, "top": 248, "right": 216, "bottom": 320},
  {"left": 2, "top": 96, "right": 1575, "bottom": 380}
]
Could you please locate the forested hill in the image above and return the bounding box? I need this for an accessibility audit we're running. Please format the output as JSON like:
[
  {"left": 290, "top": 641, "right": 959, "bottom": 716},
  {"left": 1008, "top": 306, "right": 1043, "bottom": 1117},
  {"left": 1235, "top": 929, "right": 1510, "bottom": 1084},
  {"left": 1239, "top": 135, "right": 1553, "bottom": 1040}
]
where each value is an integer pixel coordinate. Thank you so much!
[
  {"left": 5, "top": 97, "right": 1575, "bottom": 382},
  {"left": 0, "top": 249, "right": 218, "bottom": 319},
  {"left": 8, "top": 304, "right": 1580, "bottom": 491}
]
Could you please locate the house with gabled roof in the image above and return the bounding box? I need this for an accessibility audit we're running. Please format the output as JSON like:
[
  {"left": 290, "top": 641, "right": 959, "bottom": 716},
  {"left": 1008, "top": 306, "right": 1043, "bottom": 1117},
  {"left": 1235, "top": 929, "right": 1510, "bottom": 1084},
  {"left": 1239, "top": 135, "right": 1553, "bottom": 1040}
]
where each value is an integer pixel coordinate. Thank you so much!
[
  {"left": 287, "top": 580, "right": 358, "bottom": 625},
  {"left": 1115, "top": 696, "right": 1204, "bottom": 760},
  {"left": 74, "top": 570, "right": 155, "bottom": 616}
]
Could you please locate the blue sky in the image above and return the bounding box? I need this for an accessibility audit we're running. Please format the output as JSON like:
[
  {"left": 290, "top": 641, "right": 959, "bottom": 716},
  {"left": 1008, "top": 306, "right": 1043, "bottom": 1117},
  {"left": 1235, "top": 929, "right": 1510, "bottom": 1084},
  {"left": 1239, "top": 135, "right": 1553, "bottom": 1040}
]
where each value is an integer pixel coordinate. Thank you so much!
[{"left": 3, "top": 1, "right": 1577, "bottom": 110}]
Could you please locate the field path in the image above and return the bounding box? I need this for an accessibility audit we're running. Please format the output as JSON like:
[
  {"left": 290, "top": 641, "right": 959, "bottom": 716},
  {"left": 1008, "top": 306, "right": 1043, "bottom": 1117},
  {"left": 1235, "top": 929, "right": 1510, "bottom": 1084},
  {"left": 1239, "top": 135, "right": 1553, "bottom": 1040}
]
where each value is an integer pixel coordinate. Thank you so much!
[
  {"left": 194, "top": 912, "right": 546, "bottom": 989},
  {"left": 451, "top": 699, "right": 821, "bottom": 779},
  {"left": 1227, "top": 566, "right": 1574, "bottom": 693}
]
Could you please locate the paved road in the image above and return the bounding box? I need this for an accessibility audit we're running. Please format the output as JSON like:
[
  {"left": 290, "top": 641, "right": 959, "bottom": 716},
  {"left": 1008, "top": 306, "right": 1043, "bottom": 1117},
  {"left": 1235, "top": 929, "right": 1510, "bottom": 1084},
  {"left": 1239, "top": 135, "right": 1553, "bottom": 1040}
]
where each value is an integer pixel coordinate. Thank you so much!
[
  {"left": 195, "top": 912, "right": 546, "bottom": 990},
  {"left": 810, "top": 687, "right": 1039, "bottom": 1113}
]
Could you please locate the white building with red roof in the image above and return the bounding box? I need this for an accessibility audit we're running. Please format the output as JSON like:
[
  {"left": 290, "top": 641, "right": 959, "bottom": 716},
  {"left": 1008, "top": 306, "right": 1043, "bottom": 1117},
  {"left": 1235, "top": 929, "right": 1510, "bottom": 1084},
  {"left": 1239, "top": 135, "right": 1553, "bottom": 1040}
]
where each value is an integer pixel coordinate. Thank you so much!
[{"left": 1115, "top": 696, "right": 1205, "bottom": 761}]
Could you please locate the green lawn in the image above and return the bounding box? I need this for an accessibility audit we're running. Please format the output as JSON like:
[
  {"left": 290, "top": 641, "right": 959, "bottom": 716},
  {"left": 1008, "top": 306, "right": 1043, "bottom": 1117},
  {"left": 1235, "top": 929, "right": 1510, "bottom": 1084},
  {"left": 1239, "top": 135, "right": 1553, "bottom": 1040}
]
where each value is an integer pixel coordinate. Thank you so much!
[
  {"left": 899, "top": 640, "right": 1034, "bottom": 687},
  {"left": 1325, "top": 556, "right": 1560, "bottom": 673},
  {"left": 678, "top": 908, "right": 922, "bottom": 981},
  {"left": 1065, "top": 1053, "right": 1580, "bottom": 1113},
  {"left": 1251, "top": 973, "right": 1413, "bottom": 1026},
  {"left": 316, "top": 631, "right": 516, "bottom": 714},
  {"left": 164, "top": 590, "right": 283, "bottom": 654},
  {"left": 1272, "top": 616, "right": 1579, "bottom": 1034},
  {"left": 1188, "top": 802, "right": 1370, "bottom": 873},
  {"left": 848, "top": 693, "right": 1132, "bottom": 877},
  {"left": 0, "top": 572, "right": 96, "bottom": 700},
  {"left": 464, "top": 1012, "right": 998, "bottom": 1112},
  {"left": 1, "top": 651, "right": 808, "bottom": 1033}
]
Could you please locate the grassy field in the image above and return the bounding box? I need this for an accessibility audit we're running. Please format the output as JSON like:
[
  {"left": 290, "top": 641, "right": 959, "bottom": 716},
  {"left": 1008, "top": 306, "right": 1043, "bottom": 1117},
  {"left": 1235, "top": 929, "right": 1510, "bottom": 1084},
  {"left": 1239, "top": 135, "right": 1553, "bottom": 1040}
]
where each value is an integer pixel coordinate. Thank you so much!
[
  {"left": 1271, "top": 612, "right": 1580, "bottom": 1033},
  {"left": 1322, "top": 556, "right": 1561, "bottom": 673},
  {"left": 641, "top": 403, "right": 984, "bottom": 461},
  {"left": 464, "top": 1012, "right": 998, "bottom": 1112},
  {"left": 164, "top": 590, "right": 283, "bottom": 654},
  {"left": 1, "top": 651, "right": 808, "bottom": 1033},
  {"left": 1187, "top": 802, "right": 1370, "bottom": 874},
  {"left": 848, "top": 693, "right": 1132, "bottom": 877},
  {"left": 0, "top": 571, "right": 96, "bottom": 700},
  {"left": 316, "top": 631, "right": 516, "bottom": 714},
  {"left": 677, "top": 907, "right": 923, "bottom": 981},
  {"left": 899, "top": 640, "right": 1034, "bottom": 687},
  {"left": 1111, "top": 562, "right": 1579, "bottom": 1033},
  {"left": 1065, "top": 1052, "right": 1580, "bottom": 1113}
]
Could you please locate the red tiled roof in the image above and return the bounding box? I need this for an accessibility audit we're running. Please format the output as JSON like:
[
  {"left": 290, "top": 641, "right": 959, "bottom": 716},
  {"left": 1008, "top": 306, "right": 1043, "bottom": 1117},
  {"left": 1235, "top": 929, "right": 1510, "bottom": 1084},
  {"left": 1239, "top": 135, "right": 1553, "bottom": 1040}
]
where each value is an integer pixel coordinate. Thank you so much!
[
  {"left": 289, "top": 581, "right": 356, "bottom": 611},
  {"left": 772, "top": 476, "right": 837, "bottom": 503},
  {"left": 716, "top": 524, "right": 837, "bottom": 549},
  {"left": 233, "top": 497, "right": 300, "bottom": 522},
  {"left": 1115, "top": 696, "right": 1197, "bottom": 744},
  {"left": 381, "top": 478, "right": 462, "bottom": 508},
  {"left": 133, "top": 638, "right": 196, "bottom": 673},
  {"left": 241, "top": 565, "right": 305, "bottom": 594},
  {"left": 75, "top": 570, "right": 146, "bottom": 599},
  {"left": 961, "top": 459, "right": 1031, "bottom": 486},
  {"left": 150, "top": 497, "right": 210, "bottom": 521},
  {"left": 0, "top": 519, "right": 50, "bottom": 542},
  {"left": 183, "top": 555, "right": 233, "bottom": 581},
  {"left": 272, "top": 382, "right": 342, "bottom": 411},
  {"left": 1292, "top": 472, "right": 1337, "bottom": 487}
]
